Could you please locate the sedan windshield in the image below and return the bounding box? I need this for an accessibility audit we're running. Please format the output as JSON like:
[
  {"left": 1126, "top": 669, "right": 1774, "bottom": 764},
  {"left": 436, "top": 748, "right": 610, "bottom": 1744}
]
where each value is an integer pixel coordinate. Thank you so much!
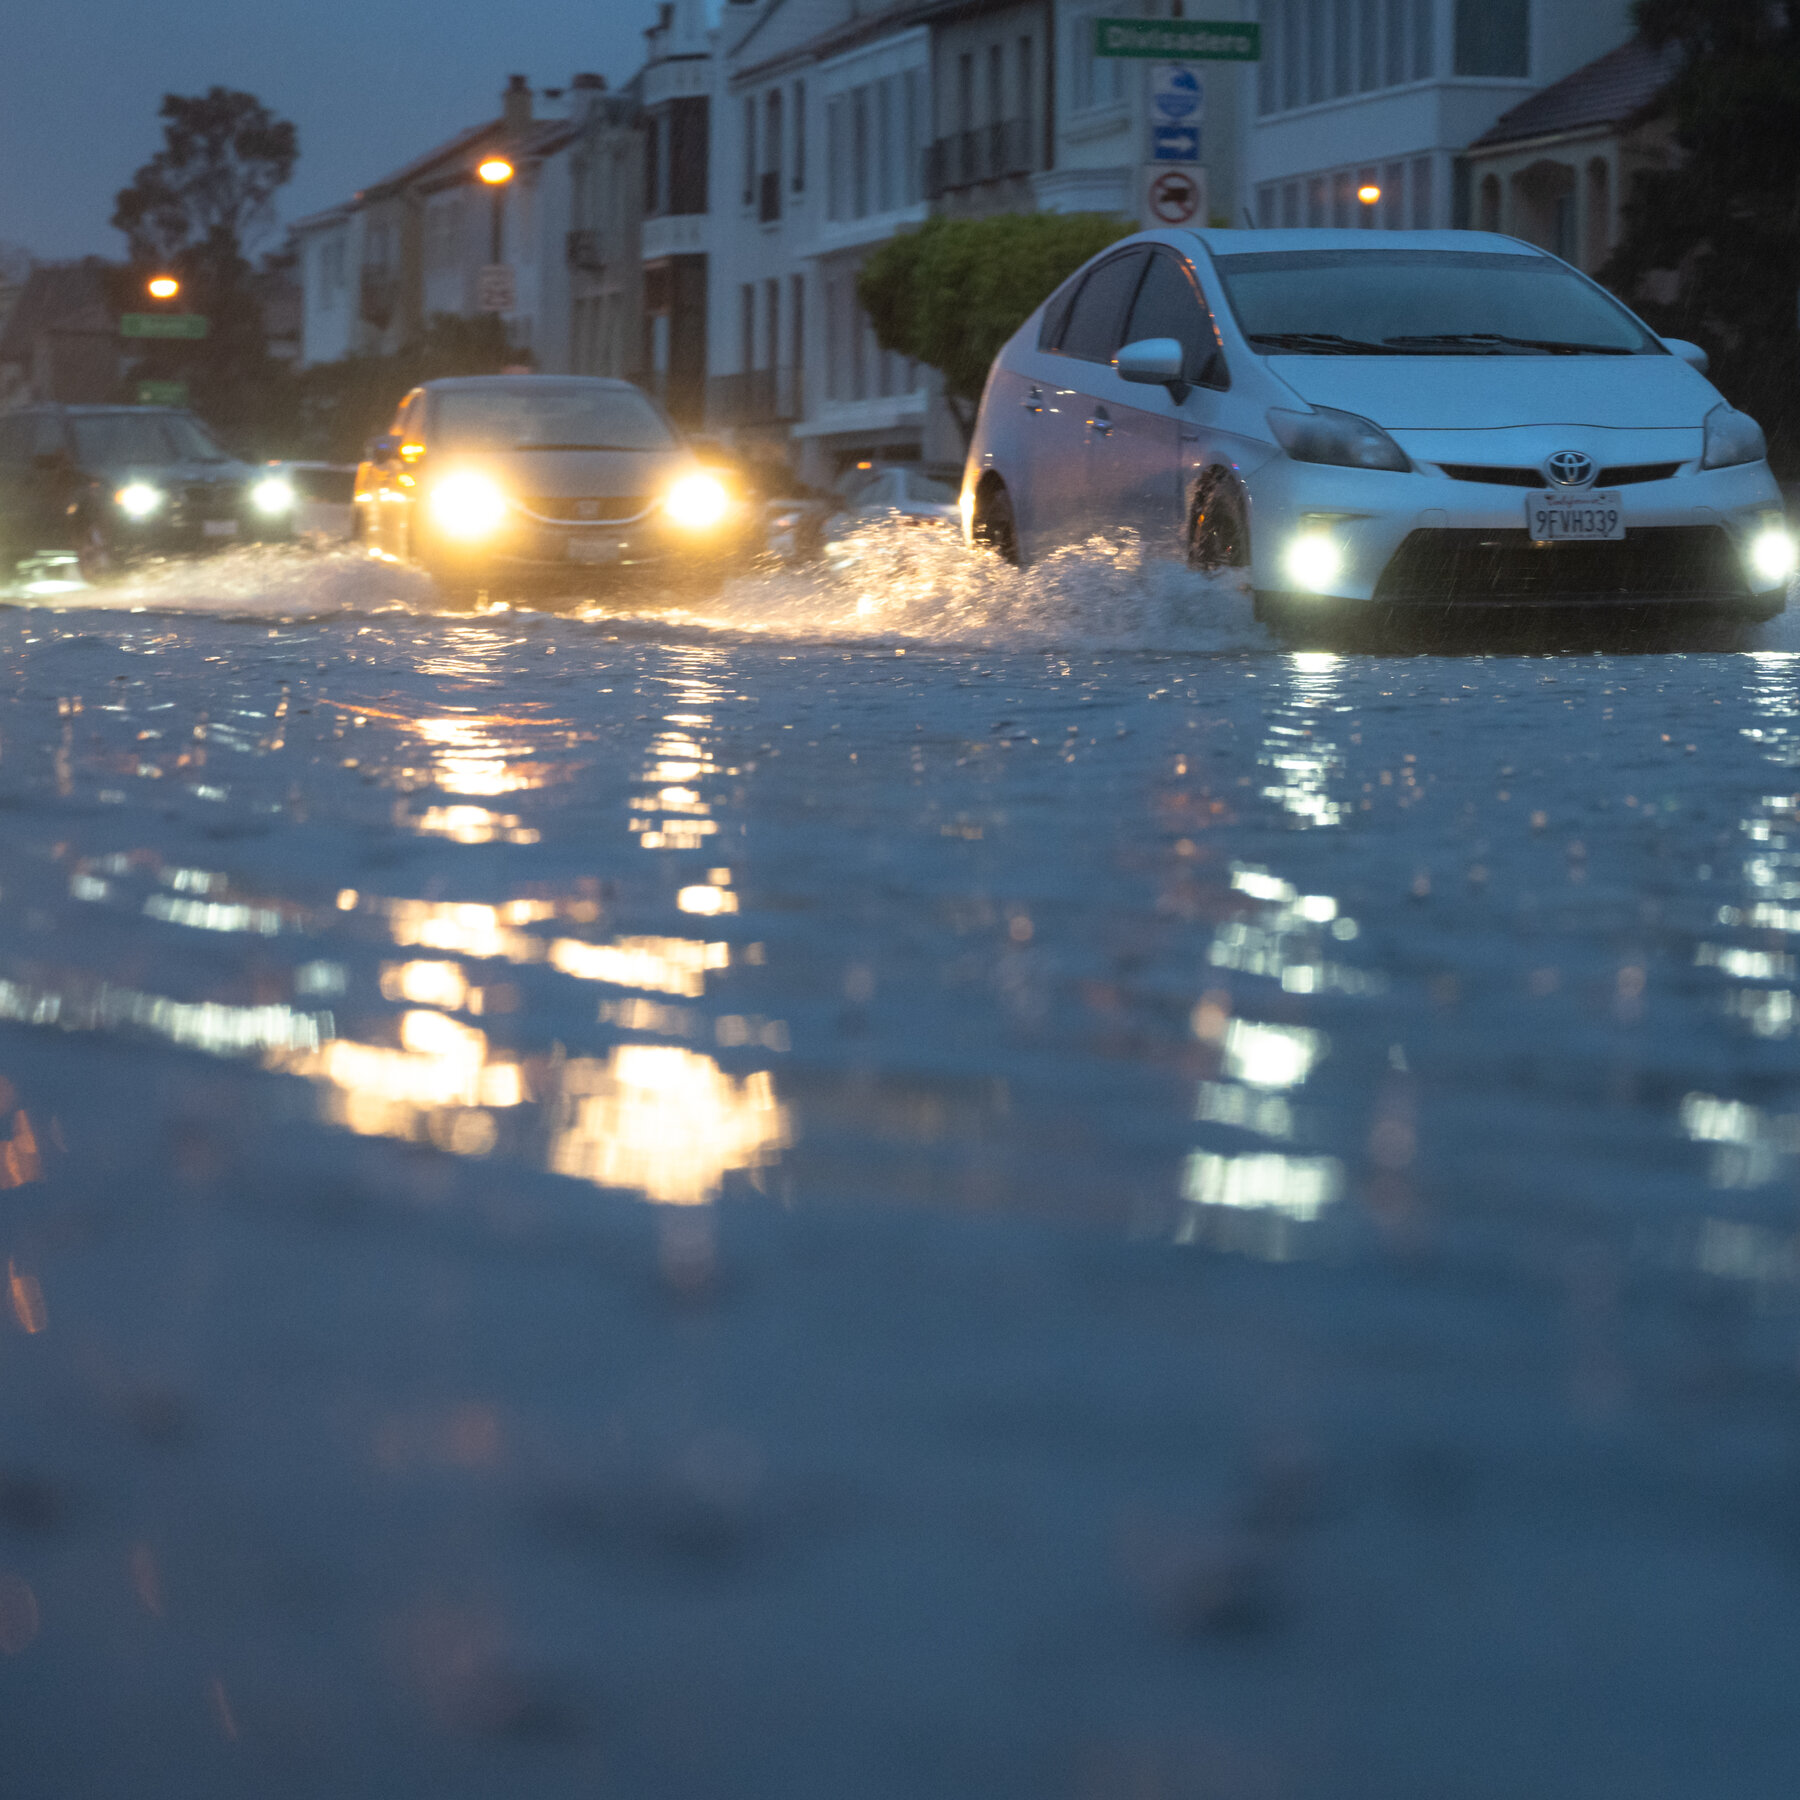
[
  {"left": 432, "top": 385, "right": 675, "bottom": 452},
  {"left": 71, "top": 412, "right": 229, "bottom": 466},
  {"left": 1211, "top": 250, "right": 1661, "bottom": 355}
]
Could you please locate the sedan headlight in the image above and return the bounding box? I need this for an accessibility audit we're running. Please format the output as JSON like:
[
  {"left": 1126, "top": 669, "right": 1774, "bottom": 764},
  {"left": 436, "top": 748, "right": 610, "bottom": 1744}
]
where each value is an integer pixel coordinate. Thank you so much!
[
  {"left": 664, "top": 472, "right": 732, "bottom": 531},
  {"left": 250, "top": 477, "right": 295, "bottom": 516},
  {"left": 115, "top": 482, "right": 164, "bottom": 519},
  {"left": 1268, "top": 405, "right": 1410, "bottom": 473},
  {"left": 428, "top": 471, "right": 509, "bottom": 540},
  {"left": 1702, "top": 403, "right": 1767, "bottom": 471}
]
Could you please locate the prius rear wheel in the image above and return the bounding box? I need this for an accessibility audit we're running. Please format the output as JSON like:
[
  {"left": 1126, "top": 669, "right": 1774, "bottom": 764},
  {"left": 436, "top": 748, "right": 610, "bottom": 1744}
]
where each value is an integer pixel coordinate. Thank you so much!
[{"left": 1188, "top": 471, "right": 1248, "bottom": 574}]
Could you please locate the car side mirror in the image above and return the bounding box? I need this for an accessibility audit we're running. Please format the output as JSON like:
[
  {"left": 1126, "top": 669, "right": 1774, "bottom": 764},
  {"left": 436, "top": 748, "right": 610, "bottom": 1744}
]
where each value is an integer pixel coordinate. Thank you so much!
[
  {"left": 1661, "top": 337, "right": 1709, "bottom": 375},
  {"left": 367, "top": 433, "right": 401, "bottom": 462},
  {"left": 1115, "top": 338, "right": 1186, "bottom": 387}
]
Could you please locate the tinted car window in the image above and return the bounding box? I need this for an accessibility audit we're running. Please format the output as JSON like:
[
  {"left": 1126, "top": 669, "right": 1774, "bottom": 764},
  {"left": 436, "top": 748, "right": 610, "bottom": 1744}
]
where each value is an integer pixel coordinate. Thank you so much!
[
  {"left": 70, "top": 414, "right": 176, "bottom": 466},
  {"left": 1057, "top": 252, "right": 1150, "bottom": 363},
  {"left": 1124, "top": 253, "right": 1227, "bottom": 387},
  {"left": 163, "top": 415, "right": 229, "bottom": 461},
  {"left": 432, "top": 385, "right": 676, "bottom": 452},
  {"left": 1210, "top": 249, "right": 1661, "bottom": 354}
]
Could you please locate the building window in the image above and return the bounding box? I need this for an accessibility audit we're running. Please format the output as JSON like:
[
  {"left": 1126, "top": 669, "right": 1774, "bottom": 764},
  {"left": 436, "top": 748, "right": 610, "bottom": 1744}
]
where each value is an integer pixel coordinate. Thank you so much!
[
  {"left": 1409, "top": 154, "right": 1434, "bottom": 227},
  {"left": 792, "top": 79, "right": 806, "bottom": 192},
  {"left": 790, "top": 272, "right": 805, "bottom": 376},
  {"left": 669, "top": 98, "right": 708, "bottom": 215},
  {"left": 1454, "top": 0, "right": 1528, "bottom": 77},
  {"left": 764, "top": 277, "right": 780, "bottom": 373},
  {"left": 740, "top": 283, "right": 755, "bottom": 375},
  {"left": 742, "top": 95, "right": 756, "bottom": 206},
  {"left": 1072, "top": 12, "right": 1126, "bottom": 113},
  {"left": 826, "top": 96, "right": 845, "bottom": 220}
]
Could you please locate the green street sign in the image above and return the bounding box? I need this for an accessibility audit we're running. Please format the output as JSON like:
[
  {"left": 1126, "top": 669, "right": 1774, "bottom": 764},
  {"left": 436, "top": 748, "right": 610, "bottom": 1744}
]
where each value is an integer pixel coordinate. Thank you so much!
[
  {"left": 120, "top": 313, "right": 209, "bottom": 339},
  {"left": 136, "top": 380, "right": 189, "bottom": 406},
  {"left": 1094, "top": 17, "right": 1260, "bottom": 59}
]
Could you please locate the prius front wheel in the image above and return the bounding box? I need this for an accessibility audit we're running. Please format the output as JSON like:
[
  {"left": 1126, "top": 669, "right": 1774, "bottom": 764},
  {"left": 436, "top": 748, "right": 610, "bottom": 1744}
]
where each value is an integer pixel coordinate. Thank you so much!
[{"left": 1188, "top": 471, "right": 1248, "bottom": 574}]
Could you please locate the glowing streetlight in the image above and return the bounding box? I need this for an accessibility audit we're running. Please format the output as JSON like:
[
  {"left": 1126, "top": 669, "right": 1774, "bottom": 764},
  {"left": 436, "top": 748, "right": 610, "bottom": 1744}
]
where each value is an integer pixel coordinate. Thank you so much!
[
  {"left": 1357, "top": 184, "right": 1382, "bottom": 207},
  {"left": 477, "top": 154, "right": 516, "bottom": 268},
  {"left": 146, "top": 274, "right": 180, "bottom": 300}
]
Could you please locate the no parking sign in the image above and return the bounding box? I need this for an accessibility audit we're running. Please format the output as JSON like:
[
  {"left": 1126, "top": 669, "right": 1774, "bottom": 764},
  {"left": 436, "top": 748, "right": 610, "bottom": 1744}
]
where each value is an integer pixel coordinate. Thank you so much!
[{"left": 1142, "top": 164, "right": 1208, "bottom": 229}]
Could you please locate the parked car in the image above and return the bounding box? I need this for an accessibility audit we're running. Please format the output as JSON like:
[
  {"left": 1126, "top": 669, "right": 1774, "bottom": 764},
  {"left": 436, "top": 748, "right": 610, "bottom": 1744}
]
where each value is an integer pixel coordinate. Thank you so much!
[
  {"left": 0, "top": 404, "right": 298, "bottom": 578},
  {"left": 962, "top": 229, "right": 1794, "bottom": 624},
  {"left": 352, "top": 376, "right": 757, "bottom": 602}
]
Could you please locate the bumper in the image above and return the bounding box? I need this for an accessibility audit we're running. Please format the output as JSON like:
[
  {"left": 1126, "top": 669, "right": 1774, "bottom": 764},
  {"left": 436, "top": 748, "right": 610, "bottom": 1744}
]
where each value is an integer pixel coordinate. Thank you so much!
[
  {"left": 424, "top": 509, "right": 755, "bottom": 584},
  {"left": 1244, "top": 459, "right": 1789, "bottom": 607}
]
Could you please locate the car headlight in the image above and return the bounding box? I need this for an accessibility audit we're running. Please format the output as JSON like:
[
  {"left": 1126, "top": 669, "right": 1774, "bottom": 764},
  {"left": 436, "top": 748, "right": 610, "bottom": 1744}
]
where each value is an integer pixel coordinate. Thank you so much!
[
  {"left": 427, "top": 471, "right": 509, "bottom": 540},
  {"left": 1267, "top": 406, "right": 1411, "bottom": 473},
  {"left": 1749, "top": 524, "right": 1797, "bottom": 588},
  {"left": 1284, "top": 532, "right": 1344, "bottom": 593},
  {"left": 115, "top": 482, "right": 164, "bottom": 519},
  {"left": 664, "top": 472, "right": 732, "bottom": 531},
  {"left": 250, "top": 477, "right": 295, "bottom": 516},
  {"left": 1702, "top": 403, "right": 1767, "bottom": 471}
]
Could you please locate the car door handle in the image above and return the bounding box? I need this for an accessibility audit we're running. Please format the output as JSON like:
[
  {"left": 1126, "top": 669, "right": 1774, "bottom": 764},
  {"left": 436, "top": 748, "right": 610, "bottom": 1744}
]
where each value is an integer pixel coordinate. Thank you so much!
[
  {"left": 1089, "top": 407, "right": 1113, "bottom": 437},
  {"left": 1023, "top": 386, "right": 1044, "bottom": 413}
]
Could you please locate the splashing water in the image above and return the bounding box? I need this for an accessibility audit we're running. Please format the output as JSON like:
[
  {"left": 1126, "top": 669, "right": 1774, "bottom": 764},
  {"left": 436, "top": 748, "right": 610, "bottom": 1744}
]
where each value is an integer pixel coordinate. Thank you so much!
[{"left": 7, "top": 525, "right": 1273, "bottom": 655}]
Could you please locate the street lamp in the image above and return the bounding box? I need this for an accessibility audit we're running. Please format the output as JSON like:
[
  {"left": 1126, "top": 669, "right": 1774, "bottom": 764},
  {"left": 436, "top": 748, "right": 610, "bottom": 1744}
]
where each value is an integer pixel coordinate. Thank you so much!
[
  {"left": 477, "top": 155, "right": 515, "bottom": 263},
  {"left": 1357, "top": 184, "right": 1382, "bottom": 208},
  {"left": 146, "top": 274, "right": 180, "bottom": 301}
]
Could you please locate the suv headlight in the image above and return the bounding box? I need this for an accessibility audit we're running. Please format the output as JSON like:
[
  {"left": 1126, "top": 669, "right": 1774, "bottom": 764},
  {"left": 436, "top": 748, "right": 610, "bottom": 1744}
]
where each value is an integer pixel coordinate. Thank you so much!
[
  {"left": 115, "top": 482, "right": 164, "bottom": 518},
  {"left": 1702, "top": 403, "right": 1767, "bottom": 470},
  {"left": 250, "top": 477, "right": 296, "bottom": 516},
  {"left": 1267, "top": 405, "right": 1411, "bottom": 473},
  {"left": 428, "top": 471, "right": 508, "bottom": 540}
]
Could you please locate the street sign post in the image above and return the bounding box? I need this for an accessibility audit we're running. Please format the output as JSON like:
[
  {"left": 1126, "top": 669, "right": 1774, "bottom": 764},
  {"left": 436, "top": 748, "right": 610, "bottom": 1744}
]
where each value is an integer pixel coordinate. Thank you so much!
[
  {"left": 1142, "top": 164, "right": 1208, "bottom": 230},
  {"left": 476, "top": 264, "right": 516, "bottom": 314},
  {"left": 136, "top": 380, "right": 189, "bottom": 406},
  {"left": 120, "top": 313, "right": 208, "bottom": 340},
  {"left": 1093, "top": 18, "right": 1259, "bottom": 59}
]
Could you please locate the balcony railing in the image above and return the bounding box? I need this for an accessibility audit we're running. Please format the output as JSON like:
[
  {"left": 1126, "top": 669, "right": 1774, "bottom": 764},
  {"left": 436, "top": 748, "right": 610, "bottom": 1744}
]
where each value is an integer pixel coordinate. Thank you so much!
[
  {"left": 924, "top": 120, "right": 1038, "bottom": 199},
  {"left": 566, "top": 228, "right": 605, "bottom": 272},
  {"left": 707, "top": 367, "right": 803, "bottom": 426},
  {"left": 758, "top": 169, "right": 783, "bottom": 224}
]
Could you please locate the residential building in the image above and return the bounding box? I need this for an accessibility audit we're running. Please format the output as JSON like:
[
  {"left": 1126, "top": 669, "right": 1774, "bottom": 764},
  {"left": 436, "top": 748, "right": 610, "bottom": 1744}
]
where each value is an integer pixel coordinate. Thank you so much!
[
  {"left": 1248, "top": 0, "right": 1635, "bottom": 233},
  {"left": 927, "top": 1, "right": 1054, "bottom": 219},
  {"left": 0, "top": 261, "right": 119, "bottom": 406},
  {"left": 1462, "top": 35, "right": 1678, "bottom": 273}
]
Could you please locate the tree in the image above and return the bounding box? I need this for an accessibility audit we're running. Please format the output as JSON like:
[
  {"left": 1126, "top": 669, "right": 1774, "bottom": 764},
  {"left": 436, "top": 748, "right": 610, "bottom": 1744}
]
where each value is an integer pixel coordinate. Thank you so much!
[
  {"left": 111, "top": 89, "right": 299, "bottom": 440},
  {"left": 858, "top": 212, "right": 1134, "bottom": 440},
  {"left": 1602, "top": 1, "right": 1800, "bottom": 471}
]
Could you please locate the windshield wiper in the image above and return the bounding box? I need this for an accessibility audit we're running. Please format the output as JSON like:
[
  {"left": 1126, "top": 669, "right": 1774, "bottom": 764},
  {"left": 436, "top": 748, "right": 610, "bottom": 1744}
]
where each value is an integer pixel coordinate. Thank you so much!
[
  {"left": 1246, "top": 331, "right": 1395, "bottom": 355},
  {"left": 508, "top": 441, "right": 649, "bottom": 452},
  {"left": 1382, "top": 333, "right": 1637, "bottom": 355}
]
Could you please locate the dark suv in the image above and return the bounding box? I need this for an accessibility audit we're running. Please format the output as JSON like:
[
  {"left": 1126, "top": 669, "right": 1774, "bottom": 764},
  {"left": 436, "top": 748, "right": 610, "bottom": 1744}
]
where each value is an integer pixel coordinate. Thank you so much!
[{"left": 0, "top": 404, "right": 297, "bottom": 579}]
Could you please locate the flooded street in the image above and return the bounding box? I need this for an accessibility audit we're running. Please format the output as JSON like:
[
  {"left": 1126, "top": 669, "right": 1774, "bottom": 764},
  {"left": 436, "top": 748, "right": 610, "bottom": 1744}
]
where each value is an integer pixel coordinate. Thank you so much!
[{"left": 5, "top": 540, "right": 1800, "bottom": 1795}]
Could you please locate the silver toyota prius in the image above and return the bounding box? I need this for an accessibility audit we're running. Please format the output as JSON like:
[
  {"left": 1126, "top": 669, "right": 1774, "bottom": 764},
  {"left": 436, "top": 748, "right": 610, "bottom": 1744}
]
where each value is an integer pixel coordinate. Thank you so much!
[{"left": 961, "top": 229, "right": 1794, "bottom": 623}]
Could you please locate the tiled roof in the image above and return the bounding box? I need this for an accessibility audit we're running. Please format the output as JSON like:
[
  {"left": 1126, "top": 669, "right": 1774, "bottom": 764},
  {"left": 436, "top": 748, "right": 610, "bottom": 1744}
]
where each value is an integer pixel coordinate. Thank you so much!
[{"left": 1471, "top": 36, "right": 1682, "bottom": 150}]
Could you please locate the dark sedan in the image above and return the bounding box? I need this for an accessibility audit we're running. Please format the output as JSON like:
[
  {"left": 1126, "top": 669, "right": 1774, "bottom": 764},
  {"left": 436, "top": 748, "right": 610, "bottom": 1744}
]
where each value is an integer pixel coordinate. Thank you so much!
[
  {"left": 0, "top": 405, "right": 297, "bottom": 579},
  {"left": 352, "top": 375, "right": 756, "bottom": 603}
]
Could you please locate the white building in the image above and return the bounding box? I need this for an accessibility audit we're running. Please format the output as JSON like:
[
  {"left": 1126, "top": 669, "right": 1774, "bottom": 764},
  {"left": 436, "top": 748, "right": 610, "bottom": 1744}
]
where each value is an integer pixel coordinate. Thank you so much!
[{"left": 1247, "top": 0, "right": 1634, "bottom": 231}]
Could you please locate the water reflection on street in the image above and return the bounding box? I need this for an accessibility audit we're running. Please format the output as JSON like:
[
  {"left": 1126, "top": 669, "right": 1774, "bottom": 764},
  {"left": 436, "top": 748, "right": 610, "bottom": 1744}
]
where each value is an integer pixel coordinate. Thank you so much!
[{"left": 0, "top": 560, "right": 1797, "bottom": 1295}]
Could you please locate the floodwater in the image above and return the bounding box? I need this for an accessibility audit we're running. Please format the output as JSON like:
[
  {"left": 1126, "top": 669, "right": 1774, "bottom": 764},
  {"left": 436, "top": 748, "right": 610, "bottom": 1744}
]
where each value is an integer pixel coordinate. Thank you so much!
[
  {"left": 4, "top": 533, "right": 1800, "bottom": 1796},
  {"left": 6, "top": 533, "right": 1800, "bottom": 1270}
]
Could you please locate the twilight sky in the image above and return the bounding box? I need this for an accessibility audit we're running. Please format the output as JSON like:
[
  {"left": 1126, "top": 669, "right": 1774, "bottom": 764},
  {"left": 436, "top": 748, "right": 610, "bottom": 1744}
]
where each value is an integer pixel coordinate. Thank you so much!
[{"left": 0, "top": 0, "right": 667, "bottom": 262}]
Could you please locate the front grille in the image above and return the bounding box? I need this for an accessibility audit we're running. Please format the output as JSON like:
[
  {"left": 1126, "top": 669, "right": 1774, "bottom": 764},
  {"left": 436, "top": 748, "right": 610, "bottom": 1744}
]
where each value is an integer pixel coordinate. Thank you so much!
[
  {"left": 184, "top": 483, "right": 239, "bottom": 520},
  {"left": 1596, "top": 461, "right": 1681, "bottom": 486},
  {"left": 522, "top": 495, "right": 650, "bottom": 524},
  {"left": 1373, "top": 526, "right": 1748, "bottom": 606},
  {"left": 1438, "top": 463, "right": 1540, "bottom": 487},
  {"left": 1437, "top": 460, "right": 1684, "bottom": 488}
]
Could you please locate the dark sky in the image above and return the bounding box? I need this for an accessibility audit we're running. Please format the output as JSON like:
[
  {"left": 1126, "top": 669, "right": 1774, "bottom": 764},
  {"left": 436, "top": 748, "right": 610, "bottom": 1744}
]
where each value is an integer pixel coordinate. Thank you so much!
[{"left": 0, "top": 0, "right": 664, "bottom": 262}]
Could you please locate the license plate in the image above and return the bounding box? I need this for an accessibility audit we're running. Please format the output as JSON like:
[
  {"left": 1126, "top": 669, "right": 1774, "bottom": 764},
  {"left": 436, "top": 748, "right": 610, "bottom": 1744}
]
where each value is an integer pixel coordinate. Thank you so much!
[
  {"left": 1526, "top": 490, "right": 1623, "bottom": 543},
  {"left": 567, "top": 535, "right": 621, "bottom": 564},
  {"left": 201, "top": 519, "right": 239, "bottom": 539}
]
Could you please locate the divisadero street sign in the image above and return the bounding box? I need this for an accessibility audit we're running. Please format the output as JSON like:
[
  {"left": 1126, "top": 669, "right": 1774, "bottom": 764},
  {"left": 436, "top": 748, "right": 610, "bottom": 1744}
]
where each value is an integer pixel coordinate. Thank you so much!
[
  {"left": 1094, "top": 18, "right": 1259, "bottom": 59},
  {"left": 120, "top": 313, "right": 208, "bottom": 339}
]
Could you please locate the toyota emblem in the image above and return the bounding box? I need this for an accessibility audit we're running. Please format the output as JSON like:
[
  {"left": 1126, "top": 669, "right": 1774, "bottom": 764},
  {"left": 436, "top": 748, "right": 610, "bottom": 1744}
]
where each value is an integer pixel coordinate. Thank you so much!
[{"left": 1546, "top": 450, "right": 1595, "bottom": 487}]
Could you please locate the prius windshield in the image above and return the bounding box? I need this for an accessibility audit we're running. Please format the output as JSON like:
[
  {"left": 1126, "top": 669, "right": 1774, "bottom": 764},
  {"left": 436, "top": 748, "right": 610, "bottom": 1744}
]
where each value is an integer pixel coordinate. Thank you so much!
[
  {"left": 431, "top": 384, "right": 676, "bottom": 451},
  {"left": 1211, "top": 249, "right": 1663, "bottom": 355},
  {"left": 71, "top": 412, "right": 230, "bottom": 466}
]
